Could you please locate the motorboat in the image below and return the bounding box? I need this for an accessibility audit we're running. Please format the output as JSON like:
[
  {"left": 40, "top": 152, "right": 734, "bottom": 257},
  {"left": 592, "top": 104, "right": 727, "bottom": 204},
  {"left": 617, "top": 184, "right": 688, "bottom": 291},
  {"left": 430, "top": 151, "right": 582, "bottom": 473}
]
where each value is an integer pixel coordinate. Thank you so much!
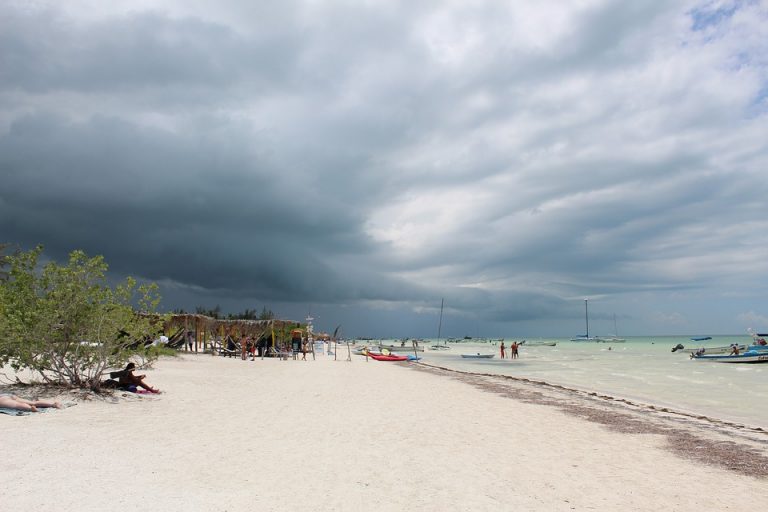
[
  {"left": 523, "top": 341, "right": 557, "bottom": 347},
  {"left": 672, "top": 343, "right": 747, "bottom": 355},
  {"left": 692, "top": 348, "right": 768, "bottom": 363}
]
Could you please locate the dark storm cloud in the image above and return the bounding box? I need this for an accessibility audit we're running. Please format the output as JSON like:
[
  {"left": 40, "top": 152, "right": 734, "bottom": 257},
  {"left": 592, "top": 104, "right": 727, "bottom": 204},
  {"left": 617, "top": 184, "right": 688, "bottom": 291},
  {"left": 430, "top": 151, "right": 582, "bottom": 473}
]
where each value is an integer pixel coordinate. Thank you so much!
[
  {"left": 0, "top": 112, "right": 409, "bottom": 300},
  {"left": 0, "top": 7, "right": 301, "bottom": 95}
]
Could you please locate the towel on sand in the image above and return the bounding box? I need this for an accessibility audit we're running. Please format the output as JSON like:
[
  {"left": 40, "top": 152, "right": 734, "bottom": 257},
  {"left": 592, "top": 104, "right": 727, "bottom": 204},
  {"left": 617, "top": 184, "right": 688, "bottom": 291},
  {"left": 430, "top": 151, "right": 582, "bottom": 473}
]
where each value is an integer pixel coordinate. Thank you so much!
[
  {"left": 0, "top": 407, "right": 50, "bottom": 416},
  {"left": 0, "top": 402, "right": 76, "bottom": 416}
]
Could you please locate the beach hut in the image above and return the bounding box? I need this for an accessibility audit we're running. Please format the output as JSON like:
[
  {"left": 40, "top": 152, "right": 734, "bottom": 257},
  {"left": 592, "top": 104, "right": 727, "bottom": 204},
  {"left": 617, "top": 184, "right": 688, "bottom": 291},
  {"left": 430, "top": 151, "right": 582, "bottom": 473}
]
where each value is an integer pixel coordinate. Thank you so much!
[{"left": 162, "top": 314, "right": 300, "bottom": 356}]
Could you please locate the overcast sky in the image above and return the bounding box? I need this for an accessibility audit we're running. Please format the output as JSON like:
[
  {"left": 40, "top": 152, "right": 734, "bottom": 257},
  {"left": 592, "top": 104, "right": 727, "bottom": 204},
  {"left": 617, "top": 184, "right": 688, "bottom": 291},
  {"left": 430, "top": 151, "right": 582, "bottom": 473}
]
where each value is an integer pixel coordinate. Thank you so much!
[{"left": 2, "top": 0, "right": 767, "bottom": 338}]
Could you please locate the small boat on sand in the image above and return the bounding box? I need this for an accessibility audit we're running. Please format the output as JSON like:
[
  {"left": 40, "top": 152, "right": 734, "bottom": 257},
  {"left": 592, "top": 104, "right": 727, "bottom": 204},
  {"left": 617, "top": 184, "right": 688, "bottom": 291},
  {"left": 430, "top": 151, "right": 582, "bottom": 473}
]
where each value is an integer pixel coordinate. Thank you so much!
[
  {"left": 460, "top": 353, "right": 495, "bottom": 359},
  {"left": 368, "top": 353, "right": 410, "bottom": 362}
]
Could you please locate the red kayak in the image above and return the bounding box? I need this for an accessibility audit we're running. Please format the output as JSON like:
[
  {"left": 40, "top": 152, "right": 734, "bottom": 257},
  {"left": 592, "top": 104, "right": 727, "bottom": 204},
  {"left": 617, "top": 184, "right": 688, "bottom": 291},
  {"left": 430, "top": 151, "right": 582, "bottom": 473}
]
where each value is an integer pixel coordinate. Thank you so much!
[{"left": 368, "top": 353, "right": 409, "bottom": 361}]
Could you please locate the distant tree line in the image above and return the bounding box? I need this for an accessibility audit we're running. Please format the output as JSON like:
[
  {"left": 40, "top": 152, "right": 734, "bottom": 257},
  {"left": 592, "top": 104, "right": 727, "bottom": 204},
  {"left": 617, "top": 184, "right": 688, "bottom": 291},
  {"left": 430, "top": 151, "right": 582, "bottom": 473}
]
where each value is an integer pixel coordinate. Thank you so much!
[{"left": 172, "top": 305, "right": 276, "bottom": 320}]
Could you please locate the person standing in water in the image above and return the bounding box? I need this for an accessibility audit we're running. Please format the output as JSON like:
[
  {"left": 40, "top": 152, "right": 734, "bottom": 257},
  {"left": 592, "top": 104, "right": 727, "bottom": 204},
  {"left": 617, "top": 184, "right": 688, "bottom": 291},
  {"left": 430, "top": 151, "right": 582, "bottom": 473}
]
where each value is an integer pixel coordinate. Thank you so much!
[{"left": 500, "top": 341, "right": 506, "bottom": 359}]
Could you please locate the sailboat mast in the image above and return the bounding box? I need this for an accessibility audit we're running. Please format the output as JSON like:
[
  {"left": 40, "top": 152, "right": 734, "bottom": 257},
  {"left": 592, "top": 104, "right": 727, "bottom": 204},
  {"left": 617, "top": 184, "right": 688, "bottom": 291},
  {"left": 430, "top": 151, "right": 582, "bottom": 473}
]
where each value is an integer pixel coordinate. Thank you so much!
[
  {"left": 437, "top": 298, "right": 444, "bottom": 345},
  {"left": 585, "top": 299, "right": 589, "bottom": 338}
]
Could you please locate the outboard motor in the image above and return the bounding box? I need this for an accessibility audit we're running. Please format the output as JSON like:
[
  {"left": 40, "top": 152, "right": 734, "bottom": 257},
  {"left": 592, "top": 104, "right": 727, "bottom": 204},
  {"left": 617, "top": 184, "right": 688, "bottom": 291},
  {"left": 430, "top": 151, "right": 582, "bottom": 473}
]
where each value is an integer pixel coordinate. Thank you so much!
[{"left": 671, "top": 343, "right": 685, "bottom": 353}]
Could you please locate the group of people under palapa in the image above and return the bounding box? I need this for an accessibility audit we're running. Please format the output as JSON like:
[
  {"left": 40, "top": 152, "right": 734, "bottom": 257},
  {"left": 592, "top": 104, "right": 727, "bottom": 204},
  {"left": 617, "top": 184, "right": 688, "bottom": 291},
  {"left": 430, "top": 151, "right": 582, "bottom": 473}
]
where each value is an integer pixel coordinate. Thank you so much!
[
  {"left": 499, "top": 341, "right": 520, "bottom": 359},
  {"left": 235, "top": 324, "right": 310, "bottom": 361}
]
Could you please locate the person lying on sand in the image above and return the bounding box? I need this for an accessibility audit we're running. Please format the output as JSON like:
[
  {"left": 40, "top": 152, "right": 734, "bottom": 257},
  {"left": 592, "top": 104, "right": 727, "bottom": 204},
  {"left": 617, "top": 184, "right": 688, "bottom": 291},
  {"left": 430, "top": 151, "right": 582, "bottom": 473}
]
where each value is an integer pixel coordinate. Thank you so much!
[
  {"left": 118, "top": 363, "right": 161, "bottom": 394},
  {"left": 0, "top": 393, "right": 62, "bottom": 412}
]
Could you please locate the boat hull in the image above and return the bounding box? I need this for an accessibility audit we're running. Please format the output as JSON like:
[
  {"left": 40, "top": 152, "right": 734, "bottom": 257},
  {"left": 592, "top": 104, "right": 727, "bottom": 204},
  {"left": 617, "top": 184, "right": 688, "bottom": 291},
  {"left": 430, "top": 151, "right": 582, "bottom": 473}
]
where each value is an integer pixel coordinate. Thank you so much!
[
  {"left": 378, "top": 344, "right": 424, "bottom": 352},
  {"left": 368, "top": 353, "right": 410, "bottom": 361},
  {"left": 677, "top": 344, "right": 747, "bottom": 355},
  {"left": 693, "top": 351, "right": 768, "bottom": 363}
]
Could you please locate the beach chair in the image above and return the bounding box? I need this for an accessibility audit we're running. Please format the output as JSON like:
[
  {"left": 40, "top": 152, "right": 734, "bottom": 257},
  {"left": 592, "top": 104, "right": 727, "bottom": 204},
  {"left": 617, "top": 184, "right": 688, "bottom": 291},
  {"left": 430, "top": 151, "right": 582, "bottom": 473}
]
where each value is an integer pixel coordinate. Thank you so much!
[
  {"left": 267, "top": 346, "right": 291, "bottom": 360},
  {"left": 218, "top": 336, "right": 240, "bottom": 358}
]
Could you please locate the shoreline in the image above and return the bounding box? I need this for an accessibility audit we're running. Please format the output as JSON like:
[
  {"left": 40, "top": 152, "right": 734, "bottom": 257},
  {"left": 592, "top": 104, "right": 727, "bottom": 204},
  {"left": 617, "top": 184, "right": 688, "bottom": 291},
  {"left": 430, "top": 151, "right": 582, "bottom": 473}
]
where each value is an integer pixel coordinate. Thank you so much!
[
  {"left": 415, "top": 362, "right": 768, "bottom": 438},
  {"left": 3, "top": 354, "right": 767, "bottom": 511},
  {"left": 412, "top": 362, "right": 768, "bottom": 477},
  {"left": 420, "top": 339, "right": 768, "bottom": 428}
]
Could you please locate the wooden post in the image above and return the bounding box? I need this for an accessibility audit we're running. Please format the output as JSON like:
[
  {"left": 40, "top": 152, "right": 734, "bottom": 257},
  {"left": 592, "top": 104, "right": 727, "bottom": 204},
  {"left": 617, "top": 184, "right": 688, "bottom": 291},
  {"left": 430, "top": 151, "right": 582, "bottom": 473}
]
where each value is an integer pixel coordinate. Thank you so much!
[{"left": 195, "top": 318, "right": 199, "bottom": 353}]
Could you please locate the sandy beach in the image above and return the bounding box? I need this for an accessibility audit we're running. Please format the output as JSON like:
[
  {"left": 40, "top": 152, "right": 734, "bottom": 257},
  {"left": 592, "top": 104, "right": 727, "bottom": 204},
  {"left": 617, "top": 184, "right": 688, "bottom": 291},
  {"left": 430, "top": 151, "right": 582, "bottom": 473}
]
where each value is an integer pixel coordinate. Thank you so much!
[{"left": 2, "top": 353, "right": 767, "bottom": 511}]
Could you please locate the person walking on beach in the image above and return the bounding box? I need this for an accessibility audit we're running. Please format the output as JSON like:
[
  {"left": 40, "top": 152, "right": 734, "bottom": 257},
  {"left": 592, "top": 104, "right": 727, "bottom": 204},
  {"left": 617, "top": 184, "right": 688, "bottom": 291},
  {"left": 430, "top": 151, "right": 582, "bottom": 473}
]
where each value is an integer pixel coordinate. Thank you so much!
[
  {"left": 240, "top": 333, "right": 249, "bottom": 360},
  {"left": 186, "top": 331, "right": 194, "bottom": 351},
  {"left": 500, "top": 341, "right": 506, "bottom": 359}
]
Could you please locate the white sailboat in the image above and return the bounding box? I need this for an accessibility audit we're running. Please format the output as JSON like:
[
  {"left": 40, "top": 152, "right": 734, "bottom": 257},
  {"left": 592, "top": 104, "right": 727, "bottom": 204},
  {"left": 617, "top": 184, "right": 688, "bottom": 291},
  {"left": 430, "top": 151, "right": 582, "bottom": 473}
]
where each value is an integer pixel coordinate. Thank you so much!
[
  {"left": 570, "top": 299, "right": 598, "bottom": 341},
  {"left": 595, "top": 314, "right": 626, "bottom": 343},
  {"left": 431, "top": 298, "right": 450, "bottom": 350}
]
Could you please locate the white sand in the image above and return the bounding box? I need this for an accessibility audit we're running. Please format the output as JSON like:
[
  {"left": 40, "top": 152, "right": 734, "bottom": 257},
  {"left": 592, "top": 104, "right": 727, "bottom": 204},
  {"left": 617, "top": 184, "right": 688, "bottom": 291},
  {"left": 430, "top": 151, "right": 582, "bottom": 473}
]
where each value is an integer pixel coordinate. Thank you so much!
[{"left": 2, "top": 353, "right": 767, "bottom": 511}]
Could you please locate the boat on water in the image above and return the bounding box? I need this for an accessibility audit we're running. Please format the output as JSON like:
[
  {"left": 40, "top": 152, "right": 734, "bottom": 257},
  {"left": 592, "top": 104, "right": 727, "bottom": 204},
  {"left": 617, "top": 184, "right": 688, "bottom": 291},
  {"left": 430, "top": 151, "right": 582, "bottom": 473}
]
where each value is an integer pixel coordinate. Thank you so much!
[
  {"left": 692, "top": 348, "right": 768, "bottom": 363},
  {"left": 524, "top": 341, "right": 557, "bottom": 347},
  {"left": 571, "top": 299, "right": 599, "bottom": 341},
  {"left": 378, "top": 343, "right": 424, "bottom": 352},
  {"left": 595, "top": 314, "right": 626, "bottom": 342},
  {"left": 747, "top": 328, "right": 768, "bottom": 347},
  {"left": 595, "top": 336, "right": 626, "bottom": 343},
  {"left": 672, "top": 343, "right": 747, "bottom": 355},
  {"left": 430, "top": 298, "right": 450, "bottom": 351},
  {"left": 460, "top": 353, "right": 495, "bottom": 359},
  {"left": 671, "top": 333, "right": 756, "bottom": 354}
]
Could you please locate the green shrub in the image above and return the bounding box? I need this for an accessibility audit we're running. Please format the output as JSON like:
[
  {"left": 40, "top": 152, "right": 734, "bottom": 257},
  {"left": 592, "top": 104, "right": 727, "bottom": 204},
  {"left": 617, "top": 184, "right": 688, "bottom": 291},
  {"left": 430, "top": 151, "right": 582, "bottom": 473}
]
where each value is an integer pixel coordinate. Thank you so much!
[{"left": 0, "top": 245, "right": 162, "bottom": 391}]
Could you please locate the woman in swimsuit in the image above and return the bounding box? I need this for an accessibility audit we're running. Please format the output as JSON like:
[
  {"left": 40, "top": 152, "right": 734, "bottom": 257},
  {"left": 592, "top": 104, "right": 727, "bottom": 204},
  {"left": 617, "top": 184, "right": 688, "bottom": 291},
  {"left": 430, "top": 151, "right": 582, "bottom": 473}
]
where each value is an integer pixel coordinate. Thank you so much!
[
  {"left": 0, "top": 394, "right": 61, "bottom": 412},
  {"left": 118, "top": 363, "right": 161, "bottom": 393}
]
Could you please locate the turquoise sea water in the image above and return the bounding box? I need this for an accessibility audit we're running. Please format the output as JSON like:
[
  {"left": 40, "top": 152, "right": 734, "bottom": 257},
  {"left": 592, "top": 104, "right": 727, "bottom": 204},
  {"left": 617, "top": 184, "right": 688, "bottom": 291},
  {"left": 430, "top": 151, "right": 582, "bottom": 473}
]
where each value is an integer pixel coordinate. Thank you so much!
[{"left": 401, "top": 336, "right": 767, "bottom": 429}]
